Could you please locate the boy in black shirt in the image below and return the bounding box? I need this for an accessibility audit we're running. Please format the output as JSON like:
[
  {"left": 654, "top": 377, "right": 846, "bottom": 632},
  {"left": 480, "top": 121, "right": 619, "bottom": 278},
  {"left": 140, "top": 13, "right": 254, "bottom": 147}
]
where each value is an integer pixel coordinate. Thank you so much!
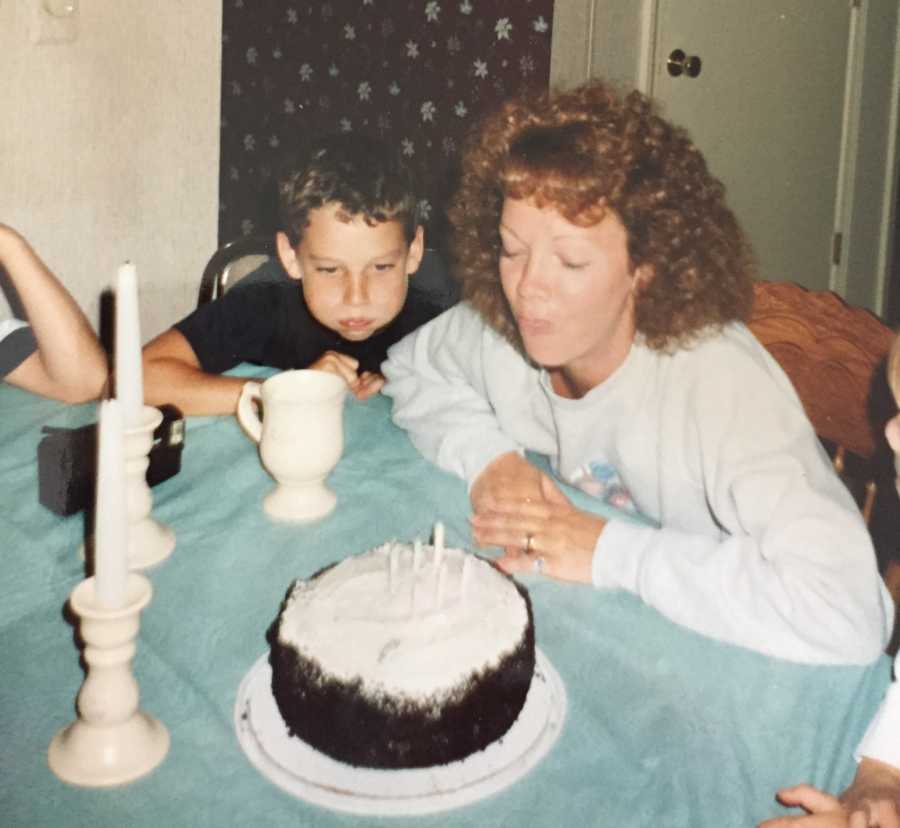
[{"left": 142, "top": 134, "right": 443, "bottom": 415}]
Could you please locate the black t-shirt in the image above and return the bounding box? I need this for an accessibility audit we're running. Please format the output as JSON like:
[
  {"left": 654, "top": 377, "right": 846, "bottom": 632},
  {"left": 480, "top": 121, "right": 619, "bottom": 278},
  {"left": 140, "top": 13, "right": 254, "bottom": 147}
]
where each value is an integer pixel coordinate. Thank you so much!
[{"left": 174, "top": 276, "right": 444, "bottom": 375}]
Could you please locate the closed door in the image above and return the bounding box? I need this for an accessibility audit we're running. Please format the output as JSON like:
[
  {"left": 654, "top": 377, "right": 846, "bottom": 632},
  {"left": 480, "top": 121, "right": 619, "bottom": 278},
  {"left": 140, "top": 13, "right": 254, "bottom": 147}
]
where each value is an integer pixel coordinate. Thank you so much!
[{"left": 651, "top": 0, "right": 852, "bottom": 288}]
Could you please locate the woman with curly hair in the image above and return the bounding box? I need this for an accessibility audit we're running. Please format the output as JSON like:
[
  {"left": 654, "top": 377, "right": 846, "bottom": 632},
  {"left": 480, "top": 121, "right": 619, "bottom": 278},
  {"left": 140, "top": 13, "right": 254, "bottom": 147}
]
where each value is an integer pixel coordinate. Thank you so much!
[{"left": 382, "top": 80, "right": 892, "bottom": 665}]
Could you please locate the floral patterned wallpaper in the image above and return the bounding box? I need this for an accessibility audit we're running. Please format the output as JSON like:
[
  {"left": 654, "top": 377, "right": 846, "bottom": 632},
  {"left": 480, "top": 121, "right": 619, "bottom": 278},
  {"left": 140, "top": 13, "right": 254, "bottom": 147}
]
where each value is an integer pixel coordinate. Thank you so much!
[{"left": 219, "top": 0, "right": 554, "bottom": 247}]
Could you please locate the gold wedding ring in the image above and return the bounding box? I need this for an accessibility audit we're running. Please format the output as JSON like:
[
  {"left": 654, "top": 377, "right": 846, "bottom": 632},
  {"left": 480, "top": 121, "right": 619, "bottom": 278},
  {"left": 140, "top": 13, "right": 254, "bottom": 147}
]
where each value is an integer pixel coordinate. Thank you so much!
[{"left": 525, "top": 533, "right": 534, "bottom": 553}]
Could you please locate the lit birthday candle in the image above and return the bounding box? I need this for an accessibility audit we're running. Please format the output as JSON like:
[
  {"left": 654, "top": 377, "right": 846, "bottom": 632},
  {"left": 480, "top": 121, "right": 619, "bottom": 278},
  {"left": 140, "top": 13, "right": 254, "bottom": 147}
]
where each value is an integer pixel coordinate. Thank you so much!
[
  {"left": 115, "top": 262, "right": 143, "bottom": 428},
  {"left": 94, "top": 399, "right": 128, "bottom": 609}
]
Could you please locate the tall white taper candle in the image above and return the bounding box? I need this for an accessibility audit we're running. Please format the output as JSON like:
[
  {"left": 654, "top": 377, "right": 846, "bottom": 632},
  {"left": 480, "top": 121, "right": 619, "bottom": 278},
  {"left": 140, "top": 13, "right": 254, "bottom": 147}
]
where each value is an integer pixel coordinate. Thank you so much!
[
  {"left": 115, "top": 262, "right": 143, "bottom": 428},
  {"left": 94, "top": 399, "right": 129, "bottom": 609}
]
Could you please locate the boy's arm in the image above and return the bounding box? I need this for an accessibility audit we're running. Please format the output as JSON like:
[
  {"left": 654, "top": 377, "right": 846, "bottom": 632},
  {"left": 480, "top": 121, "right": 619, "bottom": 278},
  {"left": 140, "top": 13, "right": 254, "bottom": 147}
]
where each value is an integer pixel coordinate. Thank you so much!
[
  {"left": 0, "top": 225, "right": 107, "bottom": 402},
  {"left": 142, "top": 328, "right": 250, "bottom": 415},
  {"left": 142, "top": 331, "right": 368, "bottom": 414},
  {"left": 383, "top": 304, "right": 549, "bottom": 485}
]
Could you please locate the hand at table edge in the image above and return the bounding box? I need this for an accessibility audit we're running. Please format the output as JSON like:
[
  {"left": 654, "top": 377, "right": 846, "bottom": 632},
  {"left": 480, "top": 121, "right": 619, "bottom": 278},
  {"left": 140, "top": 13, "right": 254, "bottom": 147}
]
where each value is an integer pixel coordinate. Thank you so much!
[
  {"left": 471, "top": 470, "right": 603, "bottom": 584},
  {"left": 758, "top": 759, "right": 900, "bottom": 828}
]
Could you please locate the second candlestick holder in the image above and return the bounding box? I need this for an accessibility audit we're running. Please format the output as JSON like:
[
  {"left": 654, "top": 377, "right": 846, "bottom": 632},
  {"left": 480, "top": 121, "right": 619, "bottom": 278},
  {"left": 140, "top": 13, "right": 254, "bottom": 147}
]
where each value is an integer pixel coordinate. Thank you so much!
[
  {"left": 48, "top": 573, "right": 169, "bottom": 786},
  {"left": 125, "top": 405, "right": 175, "bottom": 569}
]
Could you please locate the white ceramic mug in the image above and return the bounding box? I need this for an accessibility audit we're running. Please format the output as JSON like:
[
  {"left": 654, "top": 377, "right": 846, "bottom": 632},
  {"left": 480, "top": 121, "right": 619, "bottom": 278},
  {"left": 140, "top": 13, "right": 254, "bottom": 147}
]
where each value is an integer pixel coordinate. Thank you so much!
[{"left": 237, "top": 370, "right": 346, "bottom": 522}]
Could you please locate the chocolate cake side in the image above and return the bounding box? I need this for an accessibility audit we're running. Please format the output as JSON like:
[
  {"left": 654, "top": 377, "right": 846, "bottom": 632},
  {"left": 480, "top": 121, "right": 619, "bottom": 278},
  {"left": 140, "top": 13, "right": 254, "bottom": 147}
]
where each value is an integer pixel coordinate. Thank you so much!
[{"left": 268, "top": 580, "right": 536, "bottom": 769}]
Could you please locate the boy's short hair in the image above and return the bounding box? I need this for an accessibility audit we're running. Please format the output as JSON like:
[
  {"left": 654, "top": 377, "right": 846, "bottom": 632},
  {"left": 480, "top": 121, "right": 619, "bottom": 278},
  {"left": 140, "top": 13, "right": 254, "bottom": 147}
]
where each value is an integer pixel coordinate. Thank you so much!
[{"left": 278, "top": 133, "right": 419, "bottom": 247}]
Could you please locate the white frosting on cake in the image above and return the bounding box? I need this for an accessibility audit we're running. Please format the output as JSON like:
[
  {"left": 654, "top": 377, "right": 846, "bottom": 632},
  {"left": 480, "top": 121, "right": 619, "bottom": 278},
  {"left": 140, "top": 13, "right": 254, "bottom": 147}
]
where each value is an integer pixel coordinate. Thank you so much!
[{"left": 277, "top": 541, "right": 529, "bottom": 700}]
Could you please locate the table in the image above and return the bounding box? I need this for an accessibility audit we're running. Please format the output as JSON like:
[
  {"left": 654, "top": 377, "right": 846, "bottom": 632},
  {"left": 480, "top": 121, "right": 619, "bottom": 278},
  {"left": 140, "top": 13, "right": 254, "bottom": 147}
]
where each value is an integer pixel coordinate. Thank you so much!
[{"left": 0, "top": 373, "right": 893, "bottom": 827}]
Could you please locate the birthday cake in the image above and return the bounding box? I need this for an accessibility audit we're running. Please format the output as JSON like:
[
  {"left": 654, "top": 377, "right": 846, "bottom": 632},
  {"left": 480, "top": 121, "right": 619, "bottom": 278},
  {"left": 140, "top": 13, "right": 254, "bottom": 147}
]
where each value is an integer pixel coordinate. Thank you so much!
[{"left": 268, "top": 537, "right": 535, "bottom": 769}]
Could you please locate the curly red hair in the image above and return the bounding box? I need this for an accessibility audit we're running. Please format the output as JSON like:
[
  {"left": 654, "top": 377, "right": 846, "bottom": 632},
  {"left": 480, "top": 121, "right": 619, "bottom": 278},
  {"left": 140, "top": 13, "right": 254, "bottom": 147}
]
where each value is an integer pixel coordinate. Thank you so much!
[{"left": 448, "top": 80, "right": 755, "bottom": 351}]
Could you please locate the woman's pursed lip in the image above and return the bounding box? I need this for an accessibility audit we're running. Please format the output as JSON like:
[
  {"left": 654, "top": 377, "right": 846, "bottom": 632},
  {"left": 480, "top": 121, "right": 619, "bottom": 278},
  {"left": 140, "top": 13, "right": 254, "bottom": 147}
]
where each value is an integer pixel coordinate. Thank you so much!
[{"left": 517, "top": 315, "right": 552, "bottom": 333}]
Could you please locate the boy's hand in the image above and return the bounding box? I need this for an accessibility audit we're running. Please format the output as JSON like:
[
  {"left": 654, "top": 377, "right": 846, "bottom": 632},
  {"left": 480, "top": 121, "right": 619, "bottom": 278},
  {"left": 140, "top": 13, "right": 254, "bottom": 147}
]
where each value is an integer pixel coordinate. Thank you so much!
[
  {"left": 352, "top": 371, "right": 384, "bottom": 400},
  {"left": 309, "top": 351, "right": 383, "bottom": 400}
]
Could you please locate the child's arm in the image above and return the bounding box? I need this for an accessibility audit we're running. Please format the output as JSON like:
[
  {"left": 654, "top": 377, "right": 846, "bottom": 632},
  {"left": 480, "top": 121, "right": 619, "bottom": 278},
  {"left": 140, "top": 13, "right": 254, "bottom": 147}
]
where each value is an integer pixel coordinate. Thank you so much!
[
  {"left": 0, "top": 225, "right": 107, "bottom": 402},
  {"left": 143, "top": 331, "right": 375, "bottom": 415},
  {"left": 142, "top": 328, "right": 252, "bottom": 415}
]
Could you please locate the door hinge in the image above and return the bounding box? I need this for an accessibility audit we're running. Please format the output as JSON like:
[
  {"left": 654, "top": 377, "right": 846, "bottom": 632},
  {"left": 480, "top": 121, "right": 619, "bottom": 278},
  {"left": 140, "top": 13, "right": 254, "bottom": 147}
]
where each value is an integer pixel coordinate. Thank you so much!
[
  {"left": 832, "top": 232, "right": 843, "bottom": 265},
  {"left": 851, "top": 0, "right": 861, "bottom": 9}
]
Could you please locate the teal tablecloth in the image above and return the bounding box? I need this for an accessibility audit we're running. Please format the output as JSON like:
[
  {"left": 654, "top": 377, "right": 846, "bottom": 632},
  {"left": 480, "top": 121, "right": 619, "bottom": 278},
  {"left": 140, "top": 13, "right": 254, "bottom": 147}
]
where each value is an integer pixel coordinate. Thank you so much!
[{"left": 0, "top": 377, "right": 892, "bottom": 827}]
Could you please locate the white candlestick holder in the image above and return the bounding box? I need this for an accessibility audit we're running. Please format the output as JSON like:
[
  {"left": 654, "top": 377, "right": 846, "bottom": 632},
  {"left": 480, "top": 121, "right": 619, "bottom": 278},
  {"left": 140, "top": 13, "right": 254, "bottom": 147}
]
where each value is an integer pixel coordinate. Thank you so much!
[
  {"left": 125, "top": 405, "right": 175, "bottom": 569},
  {"left": 48, "top": 573, "right": 169, "bottom": 787}
]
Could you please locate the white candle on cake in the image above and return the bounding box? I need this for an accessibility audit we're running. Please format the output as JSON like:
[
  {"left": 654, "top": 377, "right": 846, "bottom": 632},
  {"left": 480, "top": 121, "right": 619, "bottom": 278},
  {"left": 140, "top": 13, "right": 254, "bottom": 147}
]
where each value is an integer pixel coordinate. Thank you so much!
[
  {"left": 94, "top": 399, "right": 129, "bottom": 609},
  {"left": 413, "top": 538, "right": 423, "bottom": 572},
  {"left": 461, "top": 555, "right": 472, "bottom": 604},
  {"left": 388, "top": 545, "right": 398, "bottom": 594},
  {"left": 115, "top": 262, "right": 144, "bottom": 427},
  {"left": 434, "top": 561, "right": 446, "bottom": 609}
]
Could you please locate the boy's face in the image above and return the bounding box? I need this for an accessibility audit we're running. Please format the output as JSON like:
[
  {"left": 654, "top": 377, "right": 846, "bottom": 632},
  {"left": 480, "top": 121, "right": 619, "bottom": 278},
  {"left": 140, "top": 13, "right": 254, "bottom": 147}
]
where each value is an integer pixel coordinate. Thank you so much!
[{"left": 276, "top": 203, "right": 424, "bottom": 341}]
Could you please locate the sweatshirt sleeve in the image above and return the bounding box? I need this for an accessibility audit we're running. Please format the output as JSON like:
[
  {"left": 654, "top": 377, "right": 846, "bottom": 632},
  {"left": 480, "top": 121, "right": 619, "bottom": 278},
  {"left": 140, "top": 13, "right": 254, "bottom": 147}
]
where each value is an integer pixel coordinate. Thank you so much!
[
  {"left": 855, "top": 653, "right": 900, "bottom": 766},
  {"left": 383, "top": 304, "right": 552, "bottom": 486},
  {"left": 592, "top": 336, "right": 893, "bottom": 665}
]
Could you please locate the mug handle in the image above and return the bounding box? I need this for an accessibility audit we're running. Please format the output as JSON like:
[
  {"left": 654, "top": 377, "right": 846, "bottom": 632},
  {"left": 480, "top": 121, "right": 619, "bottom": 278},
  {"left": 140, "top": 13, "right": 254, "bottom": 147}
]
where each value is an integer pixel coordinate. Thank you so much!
[{"left": 236, "top": 381, "right": 263, "bottom": 443}]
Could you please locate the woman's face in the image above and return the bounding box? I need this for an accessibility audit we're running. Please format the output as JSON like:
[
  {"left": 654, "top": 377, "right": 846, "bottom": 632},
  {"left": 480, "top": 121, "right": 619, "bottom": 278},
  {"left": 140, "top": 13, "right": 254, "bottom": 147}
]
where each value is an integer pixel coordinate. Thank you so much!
[{"left": 499, "top": 197, "right": 645, "bottom": 395}]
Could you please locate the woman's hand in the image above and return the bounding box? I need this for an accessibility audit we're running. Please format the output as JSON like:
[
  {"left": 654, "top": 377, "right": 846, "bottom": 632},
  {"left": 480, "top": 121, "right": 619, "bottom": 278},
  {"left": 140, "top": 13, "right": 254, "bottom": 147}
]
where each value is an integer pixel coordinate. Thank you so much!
[
  {"left": 470, "top": 452, "right": 547, "bottom": 514},
  {"left": 470, "top": 473, "right": 604, "bottom": 584}
]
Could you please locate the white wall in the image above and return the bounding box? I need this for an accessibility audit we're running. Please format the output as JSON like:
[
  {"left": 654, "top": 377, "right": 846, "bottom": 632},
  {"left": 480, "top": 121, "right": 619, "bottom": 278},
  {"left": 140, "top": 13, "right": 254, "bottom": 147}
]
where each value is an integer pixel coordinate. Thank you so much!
[{"left": 0, "top": 0, "right": 221, "bottom": 341}]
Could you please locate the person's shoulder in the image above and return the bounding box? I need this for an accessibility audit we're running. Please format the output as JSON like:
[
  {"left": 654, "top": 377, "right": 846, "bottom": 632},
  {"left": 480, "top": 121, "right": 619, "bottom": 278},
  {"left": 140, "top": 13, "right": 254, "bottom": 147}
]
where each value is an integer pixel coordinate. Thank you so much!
[
  {"left": 218, "top": 275, "right": 306, "bottom": 321},
  {"left": 403, "top": 296, "right": 503, "bottom": 336},
  {"left": 386, "top": 300, "right": 511, "bottom": 363},
  {"left": 660, "top": 322, "right": 800, "bottom": 405},
  {"left": 175, "top": 277, "right": 304, "bottom": 340},
  {"left": 665, "top": 322, "right": 771, "bottom": 373}
]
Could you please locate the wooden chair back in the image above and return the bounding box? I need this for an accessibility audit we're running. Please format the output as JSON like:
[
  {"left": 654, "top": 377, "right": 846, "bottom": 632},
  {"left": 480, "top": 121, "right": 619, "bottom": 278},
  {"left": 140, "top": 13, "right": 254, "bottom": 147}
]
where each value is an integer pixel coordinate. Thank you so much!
[
  {"left": 748, "top": 281, "right": 900, "bottom": 640},
  {"left": 748, "top": 280, "right": 895, "bottom": 522}
]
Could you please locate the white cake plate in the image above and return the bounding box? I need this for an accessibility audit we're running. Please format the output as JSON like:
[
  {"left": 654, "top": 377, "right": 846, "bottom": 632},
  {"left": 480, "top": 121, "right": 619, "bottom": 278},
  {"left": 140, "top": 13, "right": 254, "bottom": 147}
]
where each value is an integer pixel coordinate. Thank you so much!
[{"left": 234, "top": 648, "right": 567, "bottom": 816}]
